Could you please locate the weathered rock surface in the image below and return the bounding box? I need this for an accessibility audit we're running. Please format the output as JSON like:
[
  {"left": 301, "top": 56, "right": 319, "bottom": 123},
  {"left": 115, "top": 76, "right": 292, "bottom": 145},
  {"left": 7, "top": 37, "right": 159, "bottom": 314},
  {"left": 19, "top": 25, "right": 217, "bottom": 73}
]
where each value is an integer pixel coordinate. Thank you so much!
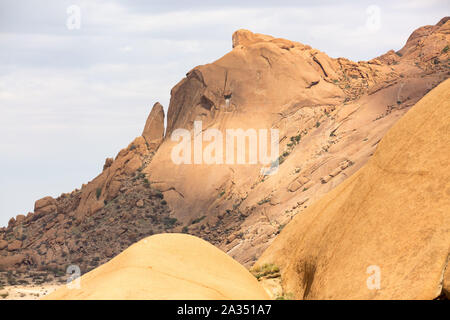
[
  {"left": 142, "top": 102, "right": 165, "bottom": 149},
  {"left": 44, "top": 234, "right": 269, "bottom": 300},
  {"left": 146, "top": 17, "right": 450, "bottom": 266},
  {"left": 255, "top": 79, "right": 450, "bottom": 299},
  {"left": 0, "top": 240, "right": 7, "bottom": 250},
  {"left": 7, "top": 240, "right": 22, "bottom": 252},
  {"left": 1, "top": 18, "right": 449, "bottom": 295}
]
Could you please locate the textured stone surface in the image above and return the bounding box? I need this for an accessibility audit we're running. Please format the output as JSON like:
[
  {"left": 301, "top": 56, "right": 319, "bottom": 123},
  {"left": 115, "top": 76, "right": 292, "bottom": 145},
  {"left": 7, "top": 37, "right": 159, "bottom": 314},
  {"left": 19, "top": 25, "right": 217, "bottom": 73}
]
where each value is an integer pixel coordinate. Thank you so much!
[
  {"left": 145, "top": 18, "right": 449, "bottom": 267},
  {"left": 256, "top": 79, "right": 450, "bottom": 299},
  {"left": 142, "top": 102, "right": 165, "bottom": 149}
]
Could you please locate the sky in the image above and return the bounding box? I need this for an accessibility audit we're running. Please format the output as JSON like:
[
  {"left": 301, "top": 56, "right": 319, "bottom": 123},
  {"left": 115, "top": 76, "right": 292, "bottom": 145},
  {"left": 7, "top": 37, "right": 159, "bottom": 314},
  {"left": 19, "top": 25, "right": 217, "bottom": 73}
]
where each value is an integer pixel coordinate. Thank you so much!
[{"left": 0, "top": 0, "right": 448, "bottom": 226}]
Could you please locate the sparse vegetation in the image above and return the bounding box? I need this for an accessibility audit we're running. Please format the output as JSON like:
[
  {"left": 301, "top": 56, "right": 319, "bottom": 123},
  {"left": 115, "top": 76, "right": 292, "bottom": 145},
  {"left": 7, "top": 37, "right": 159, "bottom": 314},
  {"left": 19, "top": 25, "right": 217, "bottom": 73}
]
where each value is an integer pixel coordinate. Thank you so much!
[
  {"left": 163, "top": 217, "right": 177, "bottom": 228},
  {"left": 218, "top": 190, "right": 225, "bottom": 198},
  {"left": 251, "top": 263, "right": 280, "bottom": 280},
  {"left": 443, "top": 45, "right": 449, "bottom": 53},
  {"left": 191, "top": 216, "right": 206, "bottom": 224},
  {"left": 275, "top": 293, "right": 294, "bottom": 300},
  {"left": 257, "top": 197, "right": 271, "bottom": 205},
  {"left": 96, "top": 187, "right": 102, "bottom": 200},
  {"left": 288, "top": 134, "right": 301, "bottom": 148}
]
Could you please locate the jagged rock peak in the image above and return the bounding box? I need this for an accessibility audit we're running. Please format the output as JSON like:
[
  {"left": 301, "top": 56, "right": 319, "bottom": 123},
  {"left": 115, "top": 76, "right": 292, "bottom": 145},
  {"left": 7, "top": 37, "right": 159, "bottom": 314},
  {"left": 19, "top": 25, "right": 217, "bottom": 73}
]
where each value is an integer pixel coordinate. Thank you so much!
[
  {"left": 232, "top": 29, "right": 274, "bottom": 48},
  {"left": 231, "top": 29, "right": 309, "bottom": 50},
  {"left": 142, "top": 102, "right": 165, "bottom": 148},
  {"left": 397, "top": 16, "right": 450, "bottom": 60}
]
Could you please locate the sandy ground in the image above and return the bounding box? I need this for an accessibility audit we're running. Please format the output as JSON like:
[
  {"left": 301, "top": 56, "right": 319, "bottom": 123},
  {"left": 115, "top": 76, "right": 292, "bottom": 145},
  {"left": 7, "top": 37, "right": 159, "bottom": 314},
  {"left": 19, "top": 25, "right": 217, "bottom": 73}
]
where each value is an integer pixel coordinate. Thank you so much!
[{"left": 0, "top": 283, "right": 62, "bottom": 300}]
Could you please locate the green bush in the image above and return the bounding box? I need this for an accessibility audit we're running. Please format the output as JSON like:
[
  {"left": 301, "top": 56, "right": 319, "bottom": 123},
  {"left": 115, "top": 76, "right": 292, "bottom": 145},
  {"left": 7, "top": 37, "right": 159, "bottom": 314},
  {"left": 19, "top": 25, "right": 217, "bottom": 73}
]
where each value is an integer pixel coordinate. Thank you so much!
[
  {"left": 191, "top": 216, "right": 206, "bottom": 224},
  {"left": 257, "top": 197, "right": 271, "bottom": 205},
  {"left": 96, "top": 187, "right": 102, "bottom": 200},
  {"left": 163, "top": 217, "right": 177, "bottom": 228},
  {"left": 251, "top": 263, "right": 280, "bottom": 279}
]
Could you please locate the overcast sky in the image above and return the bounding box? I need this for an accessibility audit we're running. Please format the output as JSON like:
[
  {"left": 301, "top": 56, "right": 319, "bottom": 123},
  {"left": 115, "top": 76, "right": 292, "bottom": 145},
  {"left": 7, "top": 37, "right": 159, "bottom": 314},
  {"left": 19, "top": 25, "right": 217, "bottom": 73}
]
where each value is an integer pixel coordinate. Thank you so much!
[{"left": 0, "top": 0, "right": 448, "bottom": 226}]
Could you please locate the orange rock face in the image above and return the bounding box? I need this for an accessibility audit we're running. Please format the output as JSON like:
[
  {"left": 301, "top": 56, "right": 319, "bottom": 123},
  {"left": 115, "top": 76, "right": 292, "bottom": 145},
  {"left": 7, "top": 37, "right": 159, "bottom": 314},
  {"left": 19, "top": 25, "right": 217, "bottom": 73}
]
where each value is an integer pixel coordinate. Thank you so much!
[
  {"left": 145, "top": 17, "right": 449, "bottom": 266},
  {"left": 74, "top": 136, "right": 149, "bottom": 220},
  {"left": 256, "top": 79, "right": 450, "bottom": 299}
]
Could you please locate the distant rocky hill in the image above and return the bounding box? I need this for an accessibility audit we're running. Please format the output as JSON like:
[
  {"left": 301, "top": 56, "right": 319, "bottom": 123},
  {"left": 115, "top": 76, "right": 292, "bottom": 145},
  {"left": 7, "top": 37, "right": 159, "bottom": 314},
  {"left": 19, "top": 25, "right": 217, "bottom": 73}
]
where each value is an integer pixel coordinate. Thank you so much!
[{"left": 0, "top": 17, "right": 448, "bottom": 285}]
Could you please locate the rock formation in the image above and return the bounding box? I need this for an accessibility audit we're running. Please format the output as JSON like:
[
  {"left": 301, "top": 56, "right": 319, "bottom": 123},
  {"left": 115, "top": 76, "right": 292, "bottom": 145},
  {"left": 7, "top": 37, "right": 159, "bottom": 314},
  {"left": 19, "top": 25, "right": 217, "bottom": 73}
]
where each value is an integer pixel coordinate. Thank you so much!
[
  {"left": 255, "top": 79, "right": 450, "bottom": 299},
  {"left": 44, "top": 234, "right": 269, "bottom": 300},
  {"left": 145, "top": 17, "right": 449, "bottom": 266},
  {"left": 142, "top": 102, "right": 165, "bottom": 149},
  {"left": 0, "top": 18, "right": 448, "bottom": 298},
  {"left": 0, "top": 105, "right": 171, "bottom": 275}
]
